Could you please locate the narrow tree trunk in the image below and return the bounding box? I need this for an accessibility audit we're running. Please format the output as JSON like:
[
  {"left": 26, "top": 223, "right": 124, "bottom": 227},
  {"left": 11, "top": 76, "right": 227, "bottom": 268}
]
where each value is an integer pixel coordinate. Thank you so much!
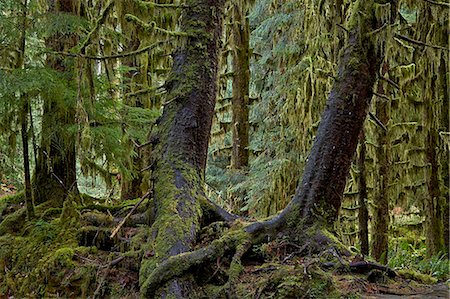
[
  {"left": 34, "top": 0, "right": 80, "bottom": 205},
  {"left": 358, "top": 130, "right": 369, "bottom": 256},
  {"left": 231, "top": 6, "right": 250, "bottom": 169},
  {"left": 17, "top": 0, "right": 34, "bottom": 218},
  {"left": 140, "top": 0, "right": 225, "bottom": 297},
  {"left": 440, "top": 56, "right": 449, "bottom": 254},
  {"left": 424, "top": 75, "right": 444, "bottom": 256},
  {"left": 21, "top": 95, "right": 34, "bottom": 219},
  {"left": 371, "top": 94, "right": 390, "bottom": 264}
]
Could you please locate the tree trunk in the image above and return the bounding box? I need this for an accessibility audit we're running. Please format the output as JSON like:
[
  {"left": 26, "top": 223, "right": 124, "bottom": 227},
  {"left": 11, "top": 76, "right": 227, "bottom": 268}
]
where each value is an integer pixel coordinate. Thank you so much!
[
  {"left": 33, "top": 0, "right": 80, "bottom": 205},
  {"left": 231, "top": 6, "right": 250, "bottom": 169},
  {"left": 21, "top": 95, "right": 34, "bottom": 219},
  {"left": 440, "top": 56, "right": 449, "bottom": 254},
  {"left": 118, "top": 1, "right": 144, "bottom": 201},
  {"left": 371, "top": 92, "right": 390, "bottom": 264},
  {"left": 358, "top": 131, "right": 369, "bottom": 256},
  {"left": 17, "top": 0, "right": 34, "bottom": 219},
  {"left": 253, "top": 0, "right": 381, "bottom": 232},
  {"left": 424, "top": 74, "right": 444, "bottom": 256},
  {"left": 140, "top": 0, "right": 225, "bottom": 297}
]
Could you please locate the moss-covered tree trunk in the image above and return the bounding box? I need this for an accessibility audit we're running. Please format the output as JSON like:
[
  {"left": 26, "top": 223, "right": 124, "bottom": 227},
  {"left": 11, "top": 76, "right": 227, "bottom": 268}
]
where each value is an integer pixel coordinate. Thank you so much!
[
  {"left": 440, "top": 56, "right": 449, "bottom": 254},
  {"left": 140, "top": 0, "right": 225, "bottom": 297},
  {"left": 424, "top": 74, "right": 444, "bottom": 256},
  {"left": 231, "top": 5, "right": 250, "bottom": 169},
  {"left": 358, "top": 131, "right": 369, "bottom": 256},
  {"left": 246, "top": 1, "right": 383, "bottom": 243},
  {"left": 33, "top": 0, "right": 80, "bottom": 205},
  {"left": 371, "top": 93, "right": 390, "bottom": 264},
  {"left": 118, "top": 0, "right": 145, "bottom": 201}
]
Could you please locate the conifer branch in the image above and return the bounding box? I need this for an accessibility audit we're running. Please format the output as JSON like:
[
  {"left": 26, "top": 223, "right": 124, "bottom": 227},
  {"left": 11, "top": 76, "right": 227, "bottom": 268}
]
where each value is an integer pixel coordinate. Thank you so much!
[
  {"left": 55, "top": 40, "right": 169, "bottom": 60},
  {"left": 394, "top": 34, "right": 449, "bottom": 51}
]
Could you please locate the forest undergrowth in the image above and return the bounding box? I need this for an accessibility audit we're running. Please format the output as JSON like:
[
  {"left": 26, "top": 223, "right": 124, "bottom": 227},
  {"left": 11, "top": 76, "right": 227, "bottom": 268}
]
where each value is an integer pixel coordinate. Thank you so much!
[{"left": 0, "top": 191, "right": 447, "bottom": 298}]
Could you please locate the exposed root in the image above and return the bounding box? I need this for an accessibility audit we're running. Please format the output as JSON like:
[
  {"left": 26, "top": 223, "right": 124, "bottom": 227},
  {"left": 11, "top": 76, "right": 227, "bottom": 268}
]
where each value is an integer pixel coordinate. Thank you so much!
[
  {"left": 322, "top": 260, "right": 396, "bottom": 277},
  {"left": 141, "top": 229, "right": 251, "bottom": 298},
  {"left": 199, "top": 196, "right": 240, "bottom": 224}
]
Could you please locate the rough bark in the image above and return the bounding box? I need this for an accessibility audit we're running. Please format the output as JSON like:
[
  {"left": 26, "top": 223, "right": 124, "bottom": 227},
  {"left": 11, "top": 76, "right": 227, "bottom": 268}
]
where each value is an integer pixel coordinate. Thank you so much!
[
  {"left": 371, "top": 91, "right": 390, "bottom": 264},
  {"left": 358, "top": 131, "right": 369, "bottom": 256},
  {"left": 140, "top": 0, "right": 225, "bottom": 297},
  {"left": 231, "top": 6, "right": 250, "bottom": 169},
  {"left": 33, "top": 0, "right": 79, "bottom": 205}
]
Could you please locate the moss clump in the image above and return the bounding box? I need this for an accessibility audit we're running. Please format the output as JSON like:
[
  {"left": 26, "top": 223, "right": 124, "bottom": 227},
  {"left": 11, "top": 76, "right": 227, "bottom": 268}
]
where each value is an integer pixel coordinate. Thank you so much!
[
  {"left": 397, "top": 269, "right": 438, "bottom": 284},
  {"left": 0, "top": 207, "right": 26, "bottom": 235}
]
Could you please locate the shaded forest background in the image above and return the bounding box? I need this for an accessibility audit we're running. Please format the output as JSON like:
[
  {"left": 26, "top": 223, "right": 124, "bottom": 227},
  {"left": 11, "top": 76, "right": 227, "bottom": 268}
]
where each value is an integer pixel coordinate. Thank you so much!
[{"left": 0, "top": 0, "right": 448, "bottom": 297}]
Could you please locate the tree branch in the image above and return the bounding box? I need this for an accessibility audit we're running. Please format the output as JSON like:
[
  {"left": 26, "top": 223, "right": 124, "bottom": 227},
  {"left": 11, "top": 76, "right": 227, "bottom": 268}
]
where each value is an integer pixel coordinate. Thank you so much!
[
  {"left": 394, "top": 34, "right": 449, "bottom": 51},
  {"left": 369, "top": 112, "right": 388, "bottom": 132},
  {"left": 55, "top": 40, "right": 169, "bottom": 60}
]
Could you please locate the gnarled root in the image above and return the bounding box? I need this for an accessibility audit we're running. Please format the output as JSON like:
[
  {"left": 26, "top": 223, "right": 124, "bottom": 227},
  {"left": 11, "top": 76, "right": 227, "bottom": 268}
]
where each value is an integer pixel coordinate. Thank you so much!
[{"left": 141, "top": 228, "right": 251, "bottom": 298}]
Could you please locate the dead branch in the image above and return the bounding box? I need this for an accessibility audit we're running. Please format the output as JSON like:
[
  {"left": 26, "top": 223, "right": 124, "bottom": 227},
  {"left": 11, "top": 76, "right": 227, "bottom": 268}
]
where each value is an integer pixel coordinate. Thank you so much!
[{"left": 110, "top": 191, "right": 151, "bottom": 238}]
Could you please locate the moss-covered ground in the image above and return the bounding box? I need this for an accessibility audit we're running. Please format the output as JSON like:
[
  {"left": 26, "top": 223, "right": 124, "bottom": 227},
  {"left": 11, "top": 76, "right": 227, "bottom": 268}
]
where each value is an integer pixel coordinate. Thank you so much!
[{"left": 0, "top": 193, "right": 448, "bottom": 298}]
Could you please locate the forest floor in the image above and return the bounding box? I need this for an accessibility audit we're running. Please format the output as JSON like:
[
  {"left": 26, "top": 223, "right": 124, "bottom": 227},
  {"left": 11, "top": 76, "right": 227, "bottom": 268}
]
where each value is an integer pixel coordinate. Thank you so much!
[{"left": 0, "top": 192, "right": 448, "bottom": 298}]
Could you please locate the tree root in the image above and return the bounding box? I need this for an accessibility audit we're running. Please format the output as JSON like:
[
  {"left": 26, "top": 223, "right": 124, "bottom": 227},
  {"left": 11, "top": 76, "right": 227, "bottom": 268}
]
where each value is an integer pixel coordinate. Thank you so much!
[
  {"left": 141, "top": 228, "right": 251, "bottom": 298},
  {"left": 199, "top": 196, "right": 240, "bottom": 224},
  {"left": 321, "top": 260, "right": 396, "bottom": 277}
]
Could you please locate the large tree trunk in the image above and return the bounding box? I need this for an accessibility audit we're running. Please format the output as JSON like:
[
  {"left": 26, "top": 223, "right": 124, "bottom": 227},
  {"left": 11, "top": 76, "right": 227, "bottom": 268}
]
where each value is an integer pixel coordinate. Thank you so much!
[
  {"left": 33, "top": 0, "right": 80, "bottom": 205},
  {"left": 231, "top": 5, "right": 250, "bottom": 170},
  {"left": 140, "top": 0, "right": 225, "bottom": 297}
]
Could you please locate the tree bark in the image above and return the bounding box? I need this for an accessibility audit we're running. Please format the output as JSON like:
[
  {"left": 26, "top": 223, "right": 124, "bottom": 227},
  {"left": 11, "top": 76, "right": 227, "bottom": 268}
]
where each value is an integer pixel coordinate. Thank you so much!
[
  {"left": 440, "top": 56, "right": 449, "bottom": 254},
  {"left": 21, "top": 95, "right": 34, "bottom": 219},
  {"left": 371, "top": 90, "right": 390, "bottom": 264},
  {"left": 140, "top": 0, "right": 225, "bottom": 297},
  {"left": 33, "top": 0, "right": 80, "bottom": 205},
  {"left": 424, "top": 74, "right": 444, "bottom": 256},
  {"left": 231, "top": 6, "right": 250, "bottom": 169},
  {"left": 358, "top": 131, "right": 369, "bottom": 256}
]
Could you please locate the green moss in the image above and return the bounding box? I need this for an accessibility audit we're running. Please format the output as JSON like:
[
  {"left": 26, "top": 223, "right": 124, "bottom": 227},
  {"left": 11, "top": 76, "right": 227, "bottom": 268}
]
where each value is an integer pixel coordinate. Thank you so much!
[
  {"left": 0, "top": 207, "right": 26, "bottom": 235},
  {"left": 397, "top": 269, "right": 438, "bottom": 284}
]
